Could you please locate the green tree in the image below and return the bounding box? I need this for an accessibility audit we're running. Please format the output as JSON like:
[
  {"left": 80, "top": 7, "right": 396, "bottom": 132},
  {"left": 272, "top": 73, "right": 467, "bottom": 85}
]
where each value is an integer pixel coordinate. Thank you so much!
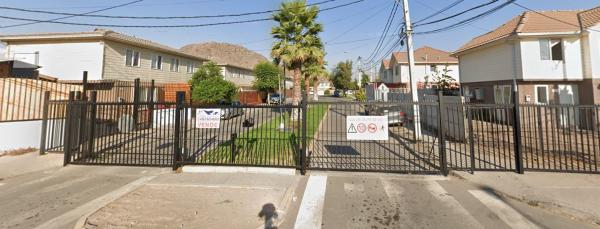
[
  {"left": 355, "top": 88, "right": 367, "bottom": 102},
  {"left": 271, "top": 0, "right": 323, "bottom": 108},
  {"left": 331, "top": 60, "right": 353, "bottom": 96},
  {"left": 360, "top": 72, "right": 370, "bottom": 87},
  {"left": 253, "top": 61, "right": 280, "bottom": 101},
  {"left": 190, "top": 61, "right": 238, "bottom": 104},
  {"left": 350, "top": 79, "right": 359, "bottom": 91}
]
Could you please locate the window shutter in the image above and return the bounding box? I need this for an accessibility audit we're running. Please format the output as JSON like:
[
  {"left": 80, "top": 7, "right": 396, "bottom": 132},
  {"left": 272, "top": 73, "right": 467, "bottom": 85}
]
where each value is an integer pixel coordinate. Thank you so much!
[{"left": 539, "top": 39, "right": 550, "bottom": 60}]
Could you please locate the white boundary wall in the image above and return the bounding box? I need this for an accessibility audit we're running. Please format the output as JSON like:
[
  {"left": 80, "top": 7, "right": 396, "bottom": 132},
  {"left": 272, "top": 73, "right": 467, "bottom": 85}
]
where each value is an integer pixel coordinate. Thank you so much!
[{"left": 0, "top": 120, "right": 42, "bottom": 151}]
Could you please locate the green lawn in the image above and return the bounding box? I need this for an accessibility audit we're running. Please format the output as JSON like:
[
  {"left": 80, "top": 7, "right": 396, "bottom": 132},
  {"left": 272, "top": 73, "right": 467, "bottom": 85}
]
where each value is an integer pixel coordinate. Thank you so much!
[{"left": 197, "top": 104, "right": 327, "bottom": 166}]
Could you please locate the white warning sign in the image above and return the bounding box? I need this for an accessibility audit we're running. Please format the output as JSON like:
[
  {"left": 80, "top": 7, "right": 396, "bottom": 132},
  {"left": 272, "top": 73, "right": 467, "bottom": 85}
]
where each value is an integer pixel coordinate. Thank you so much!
[
  {"left": 196, "top": 109, "right": 221, "bottom": 129},
  {"left": 346, "top": 116, "right": 388, "bottom": 141}
]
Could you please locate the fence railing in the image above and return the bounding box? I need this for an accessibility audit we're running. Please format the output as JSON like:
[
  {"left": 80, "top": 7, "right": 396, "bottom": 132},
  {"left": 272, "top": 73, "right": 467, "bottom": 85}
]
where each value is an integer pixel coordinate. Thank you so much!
[
  {"left": 1, "top": 72, "right": 158, "bottom": 123},
  {"left": 47, "top": 90, "right": 600, "bottom": 175}
]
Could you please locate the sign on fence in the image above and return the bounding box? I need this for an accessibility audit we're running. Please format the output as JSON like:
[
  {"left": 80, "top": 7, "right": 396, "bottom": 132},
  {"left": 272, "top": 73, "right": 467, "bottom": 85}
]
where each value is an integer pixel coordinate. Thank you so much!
[
  {"left": 346, "top": 116, "right": 389, "bottom": 140},
  {"left": 196, "top": 109, "right": 221, "bottom": 129}
]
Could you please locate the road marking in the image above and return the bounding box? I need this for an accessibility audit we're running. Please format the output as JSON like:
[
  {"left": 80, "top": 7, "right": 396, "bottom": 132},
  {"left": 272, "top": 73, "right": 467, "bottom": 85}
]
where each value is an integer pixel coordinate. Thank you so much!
[
  {"left": 294, "top": 175, "right": 327, "bottom": 229},
  {"left": 147, "top": 183, "right": 278, "bottom": 190},
  {"left": 426, "top": 181, "right": 485, "bottom": 229},
  {"left": 469, "top": 190, "right": 540, "bottom": 229},
  {"left": 34, "top": 176, "right": 156, "bottom": 229}
]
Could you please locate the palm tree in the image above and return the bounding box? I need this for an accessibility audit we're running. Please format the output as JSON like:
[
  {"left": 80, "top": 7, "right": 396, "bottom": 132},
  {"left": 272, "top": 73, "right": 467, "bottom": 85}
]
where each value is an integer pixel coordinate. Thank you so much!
[
  {"left": 271, "top": 0, "right": 323, "bottom": 108},
  {"left": 303, "top": 58, "right": 327, "bottom": 101}
]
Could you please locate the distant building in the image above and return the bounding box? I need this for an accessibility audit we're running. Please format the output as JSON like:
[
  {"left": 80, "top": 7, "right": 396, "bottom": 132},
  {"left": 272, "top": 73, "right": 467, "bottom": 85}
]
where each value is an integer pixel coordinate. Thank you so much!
[{"left": 386, "top": 46, "right": 460, "bottom": 89}]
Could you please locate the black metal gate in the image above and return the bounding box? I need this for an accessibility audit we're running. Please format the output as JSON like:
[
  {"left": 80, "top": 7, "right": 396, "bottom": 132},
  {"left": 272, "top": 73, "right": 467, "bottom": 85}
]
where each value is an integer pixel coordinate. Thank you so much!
[
  {"left": 306, "top": 101, "right": 444, "bottom": 174},
  {"left": 45, "top": 89, "right": 600, "bottom": 175}
]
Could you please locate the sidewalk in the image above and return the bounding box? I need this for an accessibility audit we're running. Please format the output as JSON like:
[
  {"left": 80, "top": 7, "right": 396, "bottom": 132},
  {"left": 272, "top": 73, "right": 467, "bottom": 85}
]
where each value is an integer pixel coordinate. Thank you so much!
[
  {"left": 452, "top": 171, "right": 600, "bottom": 225},
  {"left": 0, "top": 151, "right": 63, "bottom": 179},
  {"left": 82, "top": 171, "right": 304, "bottom": 229}
]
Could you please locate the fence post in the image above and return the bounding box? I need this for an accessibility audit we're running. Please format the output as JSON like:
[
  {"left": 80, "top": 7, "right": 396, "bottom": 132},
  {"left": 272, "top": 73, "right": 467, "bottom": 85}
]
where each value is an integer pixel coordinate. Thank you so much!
[
  {"left": 39, "top": 91, "right": 51, "bottom": 155},
  {"left": 301, "top": 91, "right": 308, "bottom": 175},
  {"left": 132, "top": 78, "right": 140, "bottom": 130},
  {"left": 82, "top": 71, "right": 88, "bottom": 100},
  {"left": 437, "top": 91, "right": 448, "bottom": 176},
  {"left": 148, "top": 80, "right": 155, "bottom": 126},
  {"left": 467, "top": 105, "right": 476, "bottom": 173},
  {"left": 512, "top": 90, "right": 524, "bottom": 174},
  {"left": 63, "top": 91, "right": 76, "bottom": 166},
  {"left": 86, "top": 91, "right": 97, "bottom": 160},
  {"left": 231, "top": 133, "right": 237, "bottom": 163},
  {"left": 172, "top": 91, "right": 185, "bottom": 170}
]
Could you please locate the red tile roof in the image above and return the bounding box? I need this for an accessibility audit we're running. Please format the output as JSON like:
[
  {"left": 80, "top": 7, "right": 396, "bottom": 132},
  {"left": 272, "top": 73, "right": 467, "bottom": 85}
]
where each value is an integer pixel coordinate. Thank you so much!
[{"left": 392, "top": 46, "right": 458, "bottom": 64}]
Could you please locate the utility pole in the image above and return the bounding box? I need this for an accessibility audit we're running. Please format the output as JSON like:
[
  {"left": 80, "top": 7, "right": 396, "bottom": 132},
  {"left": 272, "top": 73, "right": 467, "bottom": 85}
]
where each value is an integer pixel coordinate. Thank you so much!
[{"left": 400, "top": 0, "right": 422, "bottom": 140}]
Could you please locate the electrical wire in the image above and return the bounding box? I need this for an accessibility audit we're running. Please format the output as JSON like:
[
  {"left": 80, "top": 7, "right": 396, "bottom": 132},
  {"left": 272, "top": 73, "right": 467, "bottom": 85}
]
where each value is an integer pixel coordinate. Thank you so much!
[
  {"left": 0, "top": 0, "right": 364, "bottom": 28},
  {"left": 0, "top": 0, "right": 145, "bottom": 28},
  {"left": 413, "top": 0, "right": 464, "bottom": 24},
  {"left": 512, "top": 2, "right": 600, "bottom": 33},
  {"left": 0, "top": 0, "right": 338, "bottom": 20},
  {"left": 413, "top": 0, "right": 500, "bottom": 27},
  {"left": 363, "top": 1, "right": 399, "bottom": 64}
]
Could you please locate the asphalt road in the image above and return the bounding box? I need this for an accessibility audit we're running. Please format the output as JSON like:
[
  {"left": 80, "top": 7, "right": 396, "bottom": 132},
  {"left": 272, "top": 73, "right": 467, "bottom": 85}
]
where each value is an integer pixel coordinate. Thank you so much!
[
  {"left": 0, "top": 165, "right": 168, "bottom": 229},
  {"left": 283, "top": 172, "right": 597, "bottom": 229}
]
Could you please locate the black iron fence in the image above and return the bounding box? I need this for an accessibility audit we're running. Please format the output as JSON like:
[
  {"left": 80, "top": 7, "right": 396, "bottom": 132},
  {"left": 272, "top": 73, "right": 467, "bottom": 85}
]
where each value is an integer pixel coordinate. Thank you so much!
[{"left": 46, "top": 90, "right": 600, "bottom": 175}]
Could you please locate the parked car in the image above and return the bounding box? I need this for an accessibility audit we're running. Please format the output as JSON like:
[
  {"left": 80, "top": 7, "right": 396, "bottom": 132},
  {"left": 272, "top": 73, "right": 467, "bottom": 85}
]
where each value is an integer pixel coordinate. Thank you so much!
[
  {"left": 366, "top": 105, "right": 409, "bottom": 126},
  {"left": 220, "top": 101, "right": 245, "bottom": 119},
  {"left": 269, "top": 93, "right": 282, "bottom": 104},
  {"left": 333, "top": 90, "right": 341, "bottom": 97}
]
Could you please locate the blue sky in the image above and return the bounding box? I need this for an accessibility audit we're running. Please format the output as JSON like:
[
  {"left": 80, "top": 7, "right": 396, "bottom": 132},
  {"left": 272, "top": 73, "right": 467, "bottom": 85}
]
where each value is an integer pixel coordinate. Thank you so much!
[{"left": 0, "top": 0, "right": 598, "bottom": 71}]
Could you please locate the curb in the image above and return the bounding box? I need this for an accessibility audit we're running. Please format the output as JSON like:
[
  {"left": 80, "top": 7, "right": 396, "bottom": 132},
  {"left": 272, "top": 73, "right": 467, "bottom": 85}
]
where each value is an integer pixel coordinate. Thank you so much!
[
  {"left": 181, "top": 165, "right": 298, "bottom": 176},
  {"left": 449, "top": 171, "right": 600, "bottom": 226}
]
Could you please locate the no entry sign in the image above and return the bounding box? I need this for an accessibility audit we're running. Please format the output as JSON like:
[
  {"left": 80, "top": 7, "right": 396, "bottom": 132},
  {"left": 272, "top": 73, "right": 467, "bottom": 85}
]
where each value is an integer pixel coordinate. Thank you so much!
[
  {"left": 346, "top": 116, "right": 389, "bottom": 140},
  {"left": 196, "top": 109, "right": 221, "bottom": 128}
]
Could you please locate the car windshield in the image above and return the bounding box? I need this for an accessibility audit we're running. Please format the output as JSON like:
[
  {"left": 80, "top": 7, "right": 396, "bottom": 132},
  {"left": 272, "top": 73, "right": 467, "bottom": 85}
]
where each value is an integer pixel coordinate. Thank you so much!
[{"left": 271, "top": 94, "right": 280, "bottom": 98}]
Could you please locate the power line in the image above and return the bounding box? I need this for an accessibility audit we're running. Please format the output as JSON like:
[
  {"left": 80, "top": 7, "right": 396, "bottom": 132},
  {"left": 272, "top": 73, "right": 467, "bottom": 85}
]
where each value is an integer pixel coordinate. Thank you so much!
[
  {"left": 413, "top": 0, "right": 500, "bottom": 27},
  {"left": 363, "top": 1, "right": 399, "bottom": 64},
  {"left": 0, "top": 0, "right": 145, "bottom": 28},
  {"left": 0, "top": 0, "right": 339, "bottom": 20},
  {"left": 413, "top": 0, "right": 464, "bottom": 24},
  {"left": 415, "top": 0, "right": 514, "bottom": 35},
  {"left": 0, "top": 0, "right": 363, "bottom": 28},
  {"left": 511, "top": 2, "right": 600, "bottom": 33},
  {"left": 412, "top": 0, "right": 488, "bottom": 32},
  {"left": 325, "top": 2, "right": 392, "bottom": 43}
]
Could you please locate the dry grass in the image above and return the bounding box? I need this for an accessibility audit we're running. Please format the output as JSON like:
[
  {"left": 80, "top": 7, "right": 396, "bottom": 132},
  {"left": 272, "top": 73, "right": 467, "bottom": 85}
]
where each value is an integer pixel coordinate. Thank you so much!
[{"left": 0, "top": 147, "right": 37, "bottom": 157}]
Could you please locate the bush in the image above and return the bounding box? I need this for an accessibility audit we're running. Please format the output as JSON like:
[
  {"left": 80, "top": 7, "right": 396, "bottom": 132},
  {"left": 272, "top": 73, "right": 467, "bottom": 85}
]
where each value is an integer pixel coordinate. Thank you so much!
[
  {"left": 324, "top": 89, "right": 331, "bottom": 95},
  {"left": 355, "top": 89, "right": 366, "bottom": 102},
  {"left": 192, "top": 77, "right": 238, "bottom": 104}
]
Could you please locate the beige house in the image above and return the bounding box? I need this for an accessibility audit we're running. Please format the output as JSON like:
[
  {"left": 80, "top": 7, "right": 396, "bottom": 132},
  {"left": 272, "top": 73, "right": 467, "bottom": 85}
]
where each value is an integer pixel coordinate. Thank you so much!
[
  {"left": 0, "top": 29, "right": 210, "bottom": 83},
  {"left": 453, "top": 7, "right": 600, "bottom": 105},
  {"left": 0, "top": 29, "right": 258, "bottom": 88}
]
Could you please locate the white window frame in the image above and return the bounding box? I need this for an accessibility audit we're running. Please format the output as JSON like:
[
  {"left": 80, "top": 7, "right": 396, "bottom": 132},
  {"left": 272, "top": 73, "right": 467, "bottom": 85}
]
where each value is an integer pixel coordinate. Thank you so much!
[
  {"left": 539, "top": 38, "right": 564, "bottom": 61},
  {"left": 170, "top": 58, "right": 179, "bottom": 72},
  {"left": 151, "top": 55, "right": 162, "bottom": 70},
  {"left": 125, "top": 49, "right": 140, "bottom": 67},
  {"left": 474, "top": 88, "right": 483, "bottom": 100},
  {"left": 534, "top": 85, "right": 549, "bottom": 104},
  {"left": 186, "top": 61, "right": 194, "bottom": 74}
]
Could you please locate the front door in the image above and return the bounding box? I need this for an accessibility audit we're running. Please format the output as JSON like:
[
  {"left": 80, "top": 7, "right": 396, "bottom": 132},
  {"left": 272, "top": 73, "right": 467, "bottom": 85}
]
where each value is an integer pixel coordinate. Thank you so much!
[
  {"left": 558, "top": 84, "right": 579, "bottom": 128},
  {"left": 493, "top": 85, "right": 512, "bottom": 122}
]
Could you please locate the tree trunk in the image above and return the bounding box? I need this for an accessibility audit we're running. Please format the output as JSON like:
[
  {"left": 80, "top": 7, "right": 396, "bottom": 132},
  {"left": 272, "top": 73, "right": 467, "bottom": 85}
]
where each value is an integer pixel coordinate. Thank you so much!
[
  {"left": 304, "top": 76, "right": 310, "bottom": 101},
  {"left": 312, "top": 78, "right": 319, "bottom": 101},
  {"left": 292, "top": 67, "right": 302, "bottom": 106}
]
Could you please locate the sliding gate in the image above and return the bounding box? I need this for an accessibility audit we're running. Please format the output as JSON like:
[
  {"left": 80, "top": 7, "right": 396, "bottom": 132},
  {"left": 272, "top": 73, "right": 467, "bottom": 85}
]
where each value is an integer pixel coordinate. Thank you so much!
[{"left": 306, "top": 101, "right": 445, "bottom": 174}]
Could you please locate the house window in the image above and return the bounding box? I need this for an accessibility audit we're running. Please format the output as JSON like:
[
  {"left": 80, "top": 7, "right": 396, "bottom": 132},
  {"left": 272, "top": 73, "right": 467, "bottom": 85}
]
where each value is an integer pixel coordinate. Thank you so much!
[
  {"left": 170, "top": 58, "right": 179, "bottom": 72},
  {"left": 535, "top": 85, "right": 549, "bottom": 104},
  {"left": 186, "top": 61, "right": 194, "bottom": 74},
  {"left": 430, "top": 65, "right": 437, "bottom": 72},
  {"left": 494, "top": 85, "right": 512, "bottom": 104},
  {"left": 125, "top": 49, "right": 140, "bottom": 67},
  {"left": 539, "top": 39, "right": 563, "bottom": 61},
  {"left": 151, "top": 55, "right": 162, "bottom": 70},
  {"left": 474, "top": 88, "right": 483, "bottom": 100}
]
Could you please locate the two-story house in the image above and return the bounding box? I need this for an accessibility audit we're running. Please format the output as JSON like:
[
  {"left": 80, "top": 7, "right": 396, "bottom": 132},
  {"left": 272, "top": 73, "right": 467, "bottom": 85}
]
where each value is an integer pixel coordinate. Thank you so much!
[
  {"left": 453, "top": 7, "right": 600, "bottom": 106},
  {"left": 0, "top": 29, "right": 208, "bottom": 83},
  {"left": 385, "top": 46, "right": 459, "bottom": 89},
  {"left": 379, "top": 59, "right": 392, "bottom": 83},
  {"left": 0, "top": 29, "right": 258, "bottom": 87}
]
